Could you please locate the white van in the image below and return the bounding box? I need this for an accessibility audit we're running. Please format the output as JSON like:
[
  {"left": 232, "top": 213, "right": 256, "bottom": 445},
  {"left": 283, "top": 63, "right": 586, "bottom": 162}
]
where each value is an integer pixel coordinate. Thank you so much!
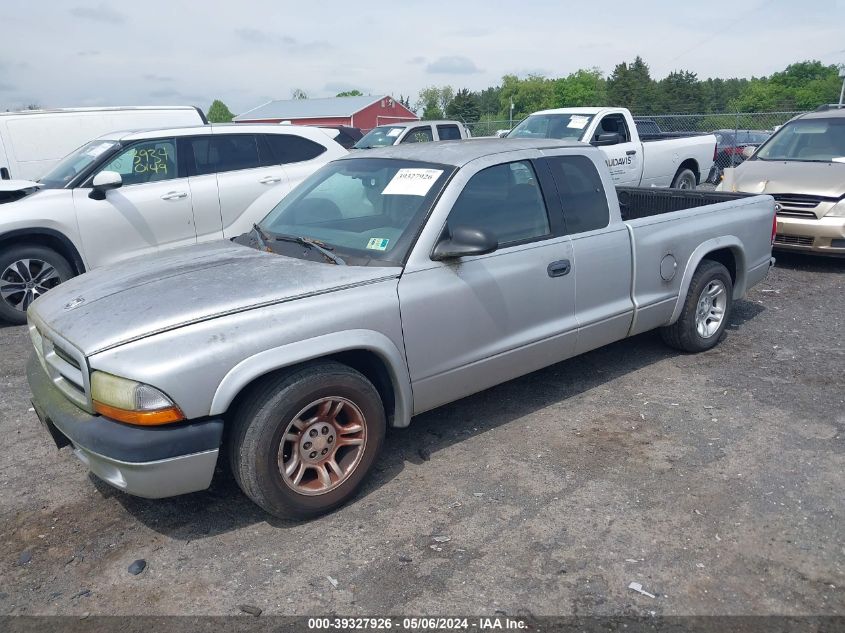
[{"left": 0, "top": 106, "right": 207, "bottom": 182}]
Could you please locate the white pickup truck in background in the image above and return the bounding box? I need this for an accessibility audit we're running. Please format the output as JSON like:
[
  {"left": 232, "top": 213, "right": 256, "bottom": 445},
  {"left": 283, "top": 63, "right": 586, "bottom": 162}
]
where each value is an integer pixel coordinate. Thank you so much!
[
  {"left": 354, "top": 120, "right": 470, "bottom": 149},
  {"left": 507, "top": 107, "right": 717, "bottom": 189}
]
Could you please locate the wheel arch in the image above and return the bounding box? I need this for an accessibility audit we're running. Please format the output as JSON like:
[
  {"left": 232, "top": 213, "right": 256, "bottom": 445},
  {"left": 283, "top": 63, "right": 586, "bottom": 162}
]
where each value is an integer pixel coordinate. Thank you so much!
[
  {"left": 0, "top": 228, "right": 86, "bottom": 275},
  {"left": 210, "top": 330, "right": 414, "bottom": 428},
  {"left": 673, "top": 159, "right": 700, "bottom": 185},
  {"left": 668, "top": 237, "right": 746, "bottom": 325}
]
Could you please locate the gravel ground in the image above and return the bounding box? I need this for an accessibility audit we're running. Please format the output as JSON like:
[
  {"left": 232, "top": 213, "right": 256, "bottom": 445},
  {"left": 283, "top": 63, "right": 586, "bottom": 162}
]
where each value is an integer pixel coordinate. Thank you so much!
[{"left": 0, "top": 253, "right": 843, "bottom": 618}]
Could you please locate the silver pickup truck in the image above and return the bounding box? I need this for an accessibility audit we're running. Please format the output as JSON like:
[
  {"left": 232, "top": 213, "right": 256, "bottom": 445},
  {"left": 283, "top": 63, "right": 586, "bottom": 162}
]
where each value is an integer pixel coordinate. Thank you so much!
[{"left": 26, "top": 139, "right": 776, "bottom": 519}]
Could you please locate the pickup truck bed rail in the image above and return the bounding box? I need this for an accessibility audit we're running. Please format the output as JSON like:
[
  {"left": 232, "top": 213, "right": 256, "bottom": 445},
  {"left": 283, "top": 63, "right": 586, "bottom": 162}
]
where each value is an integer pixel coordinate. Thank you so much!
[{"left": 616, "top": 187, "right": 754, "bottom": 221}]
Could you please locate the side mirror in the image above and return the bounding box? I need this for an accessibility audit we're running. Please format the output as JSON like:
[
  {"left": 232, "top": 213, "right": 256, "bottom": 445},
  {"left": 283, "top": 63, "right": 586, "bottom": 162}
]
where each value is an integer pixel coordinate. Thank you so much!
[
  {"left": 592, "top": 132, "right": 621, "bottom": 146},
  {"left": 431, "top": 225, "right": 498, "bottom": 261},
  {"left": 741, "top": 145, "right": 756, "bottom": 159},
  {"left": 89, "top": 170, "right": 122, "bottom": 200}
]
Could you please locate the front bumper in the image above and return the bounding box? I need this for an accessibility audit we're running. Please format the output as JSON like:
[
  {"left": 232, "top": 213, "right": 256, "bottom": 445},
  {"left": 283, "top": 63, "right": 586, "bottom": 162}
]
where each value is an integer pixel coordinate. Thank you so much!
[
  {"left": 27, "top": 355, "right": 223, "bottom": 499},
  {"left": 774, "top": 215, "right": 845, "bottom": 256}
]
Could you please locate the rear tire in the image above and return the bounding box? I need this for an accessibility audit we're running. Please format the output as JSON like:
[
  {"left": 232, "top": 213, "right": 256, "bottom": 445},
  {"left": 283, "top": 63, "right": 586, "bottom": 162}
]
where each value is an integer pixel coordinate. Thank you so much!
[
  {"left": 660, "top": 260, "right": 732, "bottom": 353},
  {"left": 671, "top": 168, "right": 697, "bottom": 190},
  {"left": 0, "top": 245, "right": 74, "bottom": 325},
  {"left": 228, "top": 361, "right": 386, "bottom": 519}
]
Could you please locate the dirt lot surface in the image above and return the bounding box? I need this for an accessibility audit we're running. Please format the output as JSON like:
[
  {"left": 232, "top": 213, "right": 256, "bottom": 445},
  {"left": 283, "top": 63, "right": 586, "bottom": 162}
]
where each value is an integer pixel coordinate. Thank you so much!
[{"left": 0, "top": 253, "right": 843, "bottom": 618}]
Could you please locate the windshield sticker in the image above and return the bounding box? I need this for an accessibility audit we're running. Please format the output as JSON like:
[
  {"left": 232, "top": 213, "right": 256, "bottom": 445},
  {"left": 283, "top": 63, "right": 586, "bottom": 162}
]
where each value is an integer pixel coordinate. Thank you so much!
[
  {"left": 366, "top": 237, "right": 390, "bottom": 251},
  {"left": 85, "top": 142, "right": 114, "bottom": 158},
  {"left": 382, "top": 168, "right": 443, "bottom": 196},
  {"left": 567, "top": 115, "right": 589, "bottom": 129},
  {"left": 387, "top": 128, "right": 403, "bottom": 137}
]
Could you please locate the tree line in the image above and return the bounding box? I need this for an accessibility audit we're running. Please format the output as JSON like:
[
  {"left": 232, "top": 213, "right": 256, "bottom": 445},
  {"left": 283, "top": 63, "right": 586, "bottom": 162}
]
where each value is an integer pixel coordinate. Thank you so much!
[{"left": 206, "top": 57, "right": 843, "bottom": 123}]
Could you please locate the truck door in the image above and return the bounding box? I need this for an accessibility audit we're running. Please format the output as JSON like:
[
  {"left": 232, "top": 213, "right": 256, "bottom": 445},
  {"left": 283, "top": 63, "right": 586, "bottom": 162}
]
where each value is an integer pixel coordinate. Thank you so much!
[
  {"left": 592, "top": 113, "right": 642, "bottom": 186},
  {"left": 541, "top": 153, "right": 634, "bottom": 354},
  {"left": 0, "top": 128, "right": 10, "bottom": 179},
  {"left": 398, "top": 158, "right": 578, "bottom": 414}
]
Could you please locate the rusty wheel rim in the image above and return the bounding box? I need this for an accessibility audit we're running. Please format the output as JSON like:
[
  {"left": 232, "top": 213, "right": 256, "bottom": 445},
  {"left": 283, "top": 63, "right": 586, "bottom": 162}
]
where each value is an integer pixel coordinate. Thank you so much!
[{"left": 277, "top": 397, "right": 367, "bottom": 496}]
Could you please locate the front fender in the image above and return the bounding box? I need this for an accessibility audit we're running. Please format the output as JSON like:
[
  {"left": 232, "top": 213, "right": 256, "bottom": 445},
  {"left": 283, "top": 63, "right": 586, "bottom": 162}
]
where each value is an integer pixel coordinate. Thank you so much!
[
  {"left": 668, "top": 235, "right": 746, "bottom": 325},
  {"left": 209, "top": 329, "right": 414, "bottom": 427}
]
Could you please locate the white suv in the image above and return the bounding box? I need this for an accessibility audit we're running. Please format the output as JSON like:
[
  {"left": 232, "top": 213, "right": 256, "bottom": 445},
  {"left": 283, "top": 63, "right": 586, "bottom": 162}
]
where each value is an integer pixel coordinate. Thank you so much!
[{"left": 0, "top": 124, "right": 346, "bottom": 323}]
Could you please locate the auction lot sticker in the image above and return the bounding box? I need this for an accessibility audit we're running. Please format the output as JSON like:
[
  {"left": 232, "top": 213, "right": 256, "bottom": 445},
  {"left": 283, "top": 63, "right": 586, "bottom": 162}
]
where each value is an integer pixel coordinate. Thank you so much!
[{"left": 382, "top": 168, "right": 443, "bottom": 196}]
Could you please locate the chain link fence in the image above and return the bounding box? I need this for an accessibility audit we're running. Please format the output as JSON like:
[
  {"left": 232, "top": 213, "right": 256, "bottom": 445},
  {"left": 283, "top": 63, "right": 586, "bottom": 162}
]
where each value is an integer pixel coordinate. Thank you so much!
[{"left": 464, "top": 110, "right": 807, "bottom": 183}]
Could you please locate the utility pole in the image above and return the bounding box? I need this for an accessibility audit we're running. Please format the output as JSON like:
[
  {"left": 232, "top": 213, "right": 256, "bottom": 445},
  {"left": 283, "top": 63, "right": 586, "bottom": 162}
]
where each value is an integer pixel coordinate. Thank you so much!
[
  {"left": 509, "top": 100, "right": 514, "bottom": 129},
  {"left": 839, "top": 65, "right": 845, "bottom": 108}
]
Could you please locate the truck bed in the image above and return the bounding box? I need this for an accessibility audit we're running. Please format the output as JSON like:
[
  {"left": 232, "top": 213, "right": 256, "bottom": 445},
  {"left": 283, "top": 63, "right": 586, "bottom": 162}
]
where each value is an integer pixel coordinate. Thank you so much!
[{"left": 616, "top": 186, "right": 753, "bottom": 221}]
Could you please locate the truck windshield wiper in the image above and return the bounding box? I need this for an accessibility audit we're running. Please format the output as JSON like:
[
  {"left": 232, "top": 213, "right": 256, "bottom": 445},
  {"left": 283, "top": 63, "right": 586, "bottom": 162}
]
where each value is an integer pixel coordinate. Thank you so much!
[
  {"left": 251, "top": 223, "right": 273, "bottom": 252},
  {"left": 272, "top": 233, "right": 346, "bottom": 265}
]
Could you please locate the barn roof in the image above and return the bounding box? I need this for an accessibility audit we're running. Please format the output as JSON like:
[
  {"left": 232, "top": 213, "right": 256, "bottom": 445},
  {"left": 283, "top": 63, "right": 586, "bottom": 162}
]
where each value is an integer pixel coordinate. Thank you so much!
[{"left": 234, "top": 95, "right": 391, "bottom": 121}]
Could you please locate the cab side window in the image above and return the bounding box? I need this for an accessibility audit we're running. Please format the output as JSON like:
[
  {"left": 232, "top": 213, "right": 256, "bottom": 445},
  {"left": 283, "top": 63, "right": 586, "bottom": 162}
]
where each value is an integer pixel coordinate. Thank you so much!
[
  {"left": 437, "top": 124, "right": 462, "bottom": 140},
  {"left": 593, "top": 114, "right": 631, "bottom": 143},
  {"left": 263, "top": 134, "right": 327, "bottom": 164},
  {"left": 447, "top": 160, "right": 550, "bottom": 246},
  {"left": 401, "top": 127, "right": 434, "bottom": 143},
  {"left": 98, "top": 139, "right": 178, "bottom": 186},
  {"left": 545, "top": 155, "right": 609, "bottom": 234}
]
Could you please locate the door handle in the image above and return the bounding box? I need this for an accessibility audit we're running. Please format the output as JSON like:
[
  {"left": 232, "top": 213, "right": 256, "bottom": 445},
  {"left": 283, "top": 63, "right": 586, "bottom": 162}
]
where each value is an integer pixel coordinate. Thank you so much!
[
  {"left": 547, "top": 259, "right": 571, "bottom": 277},
  {"left": 160, "top": 191, "right": 188, "bottom": 200},
  {"left": 626, "top": 150, "right": 637, "bottom": 155},
  {"left": 259, "top": 175, "right": 282, "bottom": 184}
]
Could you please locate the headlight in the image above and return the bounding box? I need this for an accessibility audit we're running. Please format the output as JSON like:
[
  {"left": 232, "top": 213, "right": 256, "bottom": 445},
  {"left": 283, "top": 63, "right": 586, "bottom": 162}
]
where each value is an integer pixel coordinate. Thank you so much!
[
  {"left": 91, "top": 371, "right": 185, "bottom": 426},
  {"left": 824, "top": 199, "right": 845, "bottom": 218}
]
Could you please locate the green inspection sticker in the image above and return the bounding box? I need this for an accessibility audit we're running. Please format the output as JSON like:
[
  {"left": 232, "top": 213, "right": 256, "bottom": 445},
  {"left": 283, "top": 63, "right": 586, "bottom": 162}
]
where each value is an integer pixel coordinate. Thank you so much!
[{"left": 366, "top": 238, "right": 390, "bottom": 251}]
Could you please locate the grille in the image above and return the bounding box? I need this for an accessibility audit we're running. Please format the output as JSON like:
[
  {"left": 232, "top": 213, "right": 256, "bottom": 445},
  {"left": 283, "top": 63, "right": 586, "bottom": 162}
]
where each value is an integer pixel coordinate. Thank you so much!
[
  {"left": 29, "top": 320, "right": 91, "bottom": 411},
  {"left": 774, "top": 234, "right": 814, "bottom": 246},
  {"left": 773, "top": 194, "right": 822, "bottom": 209},
  {"left": 776, "top": 208, "right": 818, "bottom": 219}
]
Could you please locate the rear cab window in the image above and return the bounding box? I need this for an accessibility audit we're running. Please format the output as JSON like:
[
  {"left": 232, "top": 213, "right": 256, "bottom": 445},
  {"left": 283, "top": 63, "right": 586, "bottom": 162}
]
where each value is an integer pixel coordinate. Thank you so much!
[
  {"left": 544, "top": 155, "right": 610, "bottom": 234},
  {"left": 437, "top": 125, "right": 462, "bottom": 141}
]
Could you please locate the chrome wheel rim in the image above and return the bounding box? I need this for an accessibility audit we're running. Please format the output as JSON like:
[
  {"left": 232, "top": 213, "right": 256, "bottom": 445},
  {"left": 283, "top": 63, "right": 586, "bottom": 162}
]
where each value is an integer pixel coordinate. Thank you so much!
[
  {"left": 277, "top": 397, "right": 367, "bottom": 496},
  {"left": 695, "top": 280, "right": 726, "bottom": 339},
  {"left": 0, "top": 258, "right": 62, "bottom": 313}
]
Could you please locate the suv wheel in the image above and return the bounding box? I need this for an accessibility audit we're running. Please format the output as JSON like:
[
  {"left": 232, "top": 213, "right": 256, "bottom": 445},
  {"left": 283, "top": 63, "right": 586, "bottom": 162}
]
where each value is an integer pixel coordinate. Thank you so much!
[
  {"left": 229, "top": 361, "right": 386, "bottom": 519},
  {"left": 660, "top": 259, "right": 733, "bottom": 353},
  {"left": 671, "top": 168, "right": 697, "bottom": 190},
  {"left": 0, "top": 246, "right": 74, "bottom": 325}
]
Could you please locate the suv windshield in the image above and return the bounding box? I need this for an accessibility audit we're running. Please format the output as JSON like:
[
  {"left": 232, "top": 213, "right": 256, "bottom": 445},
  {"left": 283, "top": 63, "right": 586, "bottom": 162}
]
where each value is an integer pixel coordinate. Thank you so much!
[
  {"left": 354, "top": 126, "right": 406, "bottom": 149},
  {"left": 508, "top": 113, "right": 594, "bottom": 140},
  {"left": 39, "top": 140, "right": 120, "bottom": 188},
  {"left": 258, "top": 158, "right": 454, "bottom": 265},
  {"left": 754, "top": 117, "right": 845, "bottom": 163}
]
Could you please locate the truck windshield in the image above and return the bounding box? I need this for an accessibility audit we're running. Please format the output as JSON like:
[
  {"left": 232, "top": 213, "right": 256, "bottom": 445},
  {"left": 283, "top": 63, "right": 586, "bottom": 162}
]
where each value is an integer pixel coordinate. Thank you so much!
[
  {"left": 508, "top": 114, "right": 594, "bottom": 140},
  {"left": 754, "top": 118, "right": 845, "bottom": 163},
  {"left": 258, "top": 158, "right": 454, "bottom": 265},
  {"left": 354, "top": 126, "right": 406, "bottom": 149},
  {"left": 39, "top": 140, "right": 120, "bottom": 188}
]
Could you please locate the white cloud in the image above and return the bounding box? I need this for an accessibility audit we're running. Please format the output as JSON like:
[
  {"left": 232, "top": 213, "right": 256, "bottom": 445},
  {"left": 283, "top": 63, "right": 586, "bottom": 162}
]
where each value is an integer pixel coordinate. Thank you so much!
[{"left": 426, "top": 56, "right": 482, "bottom": 75}]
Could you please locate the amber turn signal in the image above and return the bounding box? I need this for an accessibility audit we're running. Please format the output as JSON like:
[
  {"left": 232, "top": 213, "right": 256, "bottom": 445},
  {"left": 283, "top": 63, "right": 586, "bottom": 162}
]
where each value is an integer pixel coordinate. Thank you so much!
[{"left": 93, "top": 400, "right": 185, "bottom": 426}]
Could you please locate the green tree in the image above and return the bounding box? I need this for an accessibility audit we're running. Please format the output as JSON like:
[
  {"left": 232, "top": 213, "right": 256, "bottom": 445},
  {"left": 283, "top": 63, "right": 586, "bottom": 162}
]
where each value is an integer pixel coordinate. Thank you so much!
[
  {"left": 336, "top": 90, "right": 363, "bottom": 97},
  {"left": 206, "top": 99, "right": 235, "bottom": 123},
  {"left": 445, "top": 88, "right": 481, "bottom": 122},
  {"left": 291, "top": 88, "right": 308, "bottom": 100},
  {"left": 656, "top": 70, "right": 703, "bottom": 113},
  {"left": 500, "top": 74, "right": 556, "bottom": 119},
  {"left": 607, "top": 56, "right": 656, "bottom": 114},
  {"left": 476, "top": 86, "right": 503, "bottom": 116},
  {"left": 416, "top": 86, "right": 455, "bottom": 119},
  {"left": 553, "top": 68, "right": 607, "bottom": 107}
]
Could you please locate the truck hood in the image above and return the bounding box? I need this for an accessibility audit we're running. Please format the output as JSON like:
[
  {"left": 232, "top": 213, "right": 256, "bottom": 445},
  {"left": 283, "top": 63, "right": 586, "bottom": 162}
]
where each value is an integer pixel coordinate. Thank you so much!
[
  {"left": 731, "top": 160, "right": 845, "bottom": 199},
  {"left": 0, "top": 180, "right": 44, "bottom": 204},
  {"left": 29, "top": 241, "right": 400, "bottom": 356}
]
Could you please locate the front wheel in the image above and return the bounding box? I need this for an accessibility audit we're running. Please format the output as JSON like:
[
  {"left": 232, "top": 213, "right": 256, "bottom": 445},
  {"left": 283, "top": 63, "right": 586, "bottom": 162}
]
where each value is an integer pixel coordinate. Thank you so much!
[
  {"left": 660, "top": 259, "right": 733, "bottom": 353},
  {"left": 671, "top": 168, "right": 697, "bottom": 190},
  {"left": 0, "top": 245, "right": 74, "bottom": 325},
  {"left": 228, "top": 362, "right": 386, "bottom": 519}
]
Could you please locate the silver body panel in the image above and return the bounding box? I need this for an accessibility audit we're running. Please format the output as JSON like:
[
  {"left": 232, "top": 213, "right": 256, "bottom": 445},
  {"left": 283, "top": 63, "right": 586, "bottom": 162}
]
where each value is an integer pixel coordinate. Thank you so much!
[{"left": 28, "top": 141, "right": 774, "bottom": 499}]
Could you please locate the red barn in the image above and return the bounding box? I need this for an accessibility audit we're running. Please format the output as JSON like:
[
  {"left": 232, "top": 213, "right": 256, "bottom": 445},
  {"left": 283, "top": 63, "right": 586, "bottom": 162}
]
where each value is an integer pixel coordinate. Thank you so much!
[{"left": 233, "top": 95, "right": 417, "bottom": 131}]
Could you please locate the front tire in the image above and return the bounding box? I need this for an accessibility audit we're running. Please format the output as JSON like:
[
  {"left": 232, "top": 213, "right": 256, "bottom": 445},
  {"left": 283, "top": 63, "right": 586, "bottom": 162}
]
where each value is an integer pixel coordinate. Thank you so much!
[
  {"left": 0, "top": 245, "right": 74, "bottom": 325},
  {"left": 228, "top": 361, "right": 386, "bottom": 519},
  {"left": 660, "top": 260, "right": 732, "bottom": 353},
  {"left": 671, "top": 167, "right": 697, "bottom": 190}
]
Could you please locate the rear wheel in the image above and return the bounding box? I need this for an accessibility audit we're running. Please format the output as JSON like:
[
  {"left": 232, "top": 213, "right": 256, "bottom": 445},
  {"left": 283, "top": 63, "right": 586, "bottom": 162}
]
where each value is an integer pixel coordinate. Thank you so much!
[
  {"left": 660, "top": 259, "right": 732, "bottom": 353},
  {"left": 671, "top": 168, "right": 697, "bottom": 190},
  {"left": 228, "top": 362, "right": 386, "bottom": 519},
  {"left": 0, "top": 246, "right": 74, "bottom": 325}
]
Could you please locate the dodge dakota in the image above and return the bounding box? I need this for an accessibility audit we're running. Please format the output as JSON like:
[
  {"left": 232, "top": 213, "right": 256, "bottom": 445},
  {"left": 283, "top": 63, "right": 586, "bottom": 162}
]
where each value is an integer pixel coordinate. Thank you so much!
[{"left": 27, "top": 139, "right": 775, "bottom": 519}]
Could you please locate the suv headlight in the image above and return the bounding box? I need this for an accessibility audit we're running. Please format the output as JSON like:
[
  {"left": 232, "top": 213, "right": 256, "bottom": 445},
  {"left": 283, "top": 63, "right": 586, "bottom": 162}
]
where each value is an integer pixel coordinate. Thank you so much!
[
  {"left": 824, "top": 198, "right": 845, "bottom": 218},
  {"left": 91, "top": 371, "right": 185, "bottom": 426}
]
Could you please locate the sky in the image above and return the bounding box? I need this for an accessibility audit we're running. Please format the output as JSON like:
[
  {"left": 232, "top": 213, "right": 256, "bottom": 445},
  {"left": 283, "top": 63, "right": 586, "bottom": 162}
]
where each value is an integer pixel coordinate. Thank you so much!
[{"left": 1, "top": 0, "right": 843, "bottom": 115}]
